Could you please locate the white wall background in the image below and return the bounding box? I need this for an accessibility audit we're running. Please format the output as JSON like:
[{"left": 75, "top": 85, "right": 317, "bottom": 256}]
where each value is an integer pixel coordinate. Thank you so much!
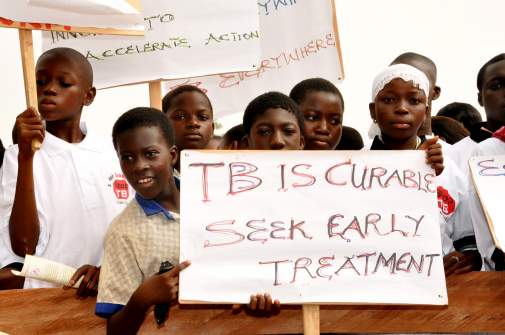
[{"left": 1, "top": 0, "right": 504, "bottom": 146}]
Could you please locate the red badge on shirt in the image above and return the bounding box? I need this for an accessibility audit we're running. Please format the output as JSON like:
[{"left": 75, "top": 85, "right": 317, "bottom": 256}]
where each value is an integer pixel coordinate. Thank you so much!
[{"left": 437, "top": 186, "right": 455, "bottom": 215}]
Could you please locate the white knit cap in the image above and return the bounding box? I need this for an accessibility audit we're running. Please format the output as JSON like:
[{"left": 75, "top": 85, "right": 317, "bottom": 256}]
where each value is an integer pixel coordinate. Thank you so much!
[{"left": 371, "top": 64, "right": 430, "bottom": 104}]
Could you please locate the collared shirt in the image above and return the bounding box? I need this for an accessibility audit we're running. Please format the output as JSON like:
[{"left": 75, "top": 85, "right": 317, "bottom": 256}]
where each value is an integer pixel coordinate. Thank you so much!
[
  {"left": 0, "top": 124, "right": 132, "bottom": 287},
  {"left": 95, "top": 196, "right": 180, "bottom": 319}
]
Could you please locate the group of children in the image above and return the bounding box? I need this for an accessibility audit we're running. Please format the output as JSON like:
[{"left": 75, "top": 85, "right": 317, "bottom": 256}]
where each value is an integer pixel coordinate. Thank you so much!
[{"left": 0, "top": 47, "right": 504, "bottom": 333}]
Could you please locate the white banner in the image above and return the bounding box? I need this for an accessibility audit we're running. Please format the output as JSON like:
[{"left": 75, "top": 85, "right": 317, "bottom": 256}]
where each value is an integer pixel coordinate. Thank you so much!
[
  {"left": 41, "top": 0, "right": 261, "bottom": 89},
  {"left": 165, "top": 0, "right": 344, "bottom": 118},
  {"left": 0, "top": 0, "right": 143, "bottom": 30},
  {"left": 469, "top": 155, "right": 505, "bottom": 250},
  {"left": 179, "top": 150, "right": 447, "bottom": 305}
]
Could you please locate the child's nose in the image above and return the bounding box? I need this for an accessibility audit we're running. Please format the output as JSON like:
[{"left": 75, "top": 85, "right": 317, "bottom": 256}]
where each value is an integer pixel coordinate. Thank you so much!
[
  {"left": 395, "top": 100, "right": 409, "bottom": 113},
  {"left": 186, "top": 115, "right": 200, "bottom": 128},
  {"left": 316, "top": 119, "right": 330, "bottom": 134},
  {"left": 42, "top": 80, "right": 57, "bottom": 95},
  {"left": 270, "top": 131, "right": 285, "bottom": 149}
]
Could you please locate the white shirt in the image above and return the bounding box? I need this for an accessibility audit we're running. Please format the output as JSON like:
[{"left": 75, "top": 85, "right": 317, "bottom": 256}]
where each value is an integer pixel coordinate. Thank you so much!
[{"left": 0, "top": 124, "right": 132, "bottom": 288}]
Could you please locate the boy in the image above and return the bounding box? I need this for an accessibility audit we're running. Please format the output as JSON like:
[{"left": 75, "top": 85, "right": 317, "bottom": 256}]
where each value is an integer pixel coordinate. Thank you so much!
[
  {"left": 243, "top": 91, "right": 305, "bottom": 150},
  {"left": 289, "top": 78, "right": 344, "bottom": 150},
  {"left": 437, "top": 102, "right": 482, "bottom": 132},
  {"left": 97, "top": 108, "right": 274, "bottom": 334},
  {"left": 96, "top": 108, "right": 187, "bottom": 334},
  {"left": 162, "top": 85, "right": 214, "bottom": 170},
  {"left": 0, "top": 47, "right": 131, "bottom": 293}
]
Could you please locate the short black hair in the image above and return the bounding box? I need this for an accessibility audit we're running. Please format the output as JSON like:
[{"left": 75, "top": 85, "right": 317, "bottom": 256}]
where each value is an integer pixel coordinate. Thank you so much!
[
  {"left": 162, "top": 85, "right": 213, "bottom": 114},
  {"left": 112, "top": 107, "right": 175, "bottom": 150},
  {"left": 477, "top": 53, "right": 505, "bottom": 92},
  {"left": 38, "top": 47, "right": 93, "bottom": 87},
  {"left": 431, "top": 116, "right": 469, "bottom": 145},
  {"left": 243, "top": 91, "right": 304, "bottom": 135},
  {"left": 437, "top": 102, "right": 482, "bottom": 132},
  {"left": 289, "top": 78, "right": 344, "bottom": 110},
  {"left": 335, "top": 126, "right": 364, "bottom": 150}
]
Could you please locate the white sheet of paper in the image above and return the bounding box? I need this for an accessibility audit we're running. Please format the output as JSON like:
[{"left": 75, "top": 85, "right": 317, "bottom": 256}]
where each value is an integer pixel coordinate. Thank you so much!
[
  {"left": 11, "top": 255, "right": 82, "bottom": 288},
  {"left": 0, "top": 0, "right": 143, "bottom": 30},
  {"left": 165, "top": 0, "right": 344, "bottom": 119},
  {"left": 179, "top": 150, "right": 447, "bottom": 305},
  {"left": 469, "top": 155, "right": 505, "bottom": 250},
  {"left": 27, "top": 0, "right": 140, "bottom": 15},
  {"left": 41, "top": 0, "right": 261, "bottom": 88}
]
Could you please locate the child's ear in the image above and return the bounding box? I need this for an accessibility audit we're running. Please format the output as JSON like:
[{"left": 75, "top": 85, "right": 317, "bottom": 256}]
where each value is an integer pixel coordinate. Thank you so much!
[
  {"left": 478, "top": 91, "right": 483, "bottom": 107},
  {"left": 169, "top": 145, "right": 178, "bottom": 167},
  {"left": 368, "top": 102, "right": 376, "bottom": 121},
  {"left": 432, "top": 86, "right": 441, "bottom": 100},
  {"left": 299, "top": 135, "right": 306, "bottom": 150},
  {"left": 83, "top": 86, "right": 96, "bottom": 106}
]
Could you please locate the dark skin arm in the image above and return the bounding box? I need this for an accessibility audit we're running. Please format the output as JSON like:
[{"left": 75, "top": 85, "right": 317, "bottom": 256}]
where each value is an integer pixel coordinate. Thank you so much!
[
  {"left": 64, "top": 265, "right": 100, "bottom": 298},
  {"left": 9, "top": 108, "right": 45, "bottom": 257},
  {"left": 232, "top": 293, "right": 281, "bottom": 317},
  {"left": 0, "top": 266, "right": 24, "bottom": 290},
  {"left": 106, "top": 261, "right": 190, "bottom": 335},
  {"left": 418, "top": 136, "right": 444, "bottom": 176},
  {"left": 444, "top": 250, "right": 482, "bottom": 276}
]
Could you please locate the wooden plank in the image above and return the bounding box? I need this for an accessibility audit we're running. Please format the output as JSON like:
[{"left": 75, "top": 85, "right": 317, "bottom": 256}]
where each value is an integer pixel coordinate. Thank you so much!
[
  {"left": 1, "top": 272, "right": 505, "bottom": 334},
  {"left": 18, "top": 29, "right": 41, "bottom": 151},
  {"left": 302, "top": 304, "right": 320, "bottom": 335},
  {"left": 148, "top": 81, "right": 162, "bottom": 110}
]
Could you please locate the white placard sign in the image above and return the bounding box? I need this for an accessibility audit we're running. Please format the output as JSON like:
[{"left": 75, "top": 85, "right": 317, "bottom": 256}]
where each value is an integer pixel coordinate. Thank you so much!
[
  {"left": 0, "top": 0, "right": 143, "bottom": 30},
  {"left": 180, "top": 150, "right": 447, "bottom": 305},
  {"left": 165, "top": 0, "right": 344, "bottom": 118},
  {"left": 41, "top": 0, "right": 261, "bottom": 89},
  {"left": 469, "top": 155, "right": 505, "bottom": 249}
]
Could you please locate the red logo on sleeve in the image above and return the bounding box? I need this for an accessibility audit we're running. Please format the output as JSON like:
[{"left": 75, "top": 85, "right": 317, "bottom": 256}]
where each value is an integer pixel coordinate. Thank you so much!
[
  {"left": 113, "top": 178, "right": 130, "bottom": 200},
  {"left": 437, "top": 186, "right": 455, "bottom": 215}
]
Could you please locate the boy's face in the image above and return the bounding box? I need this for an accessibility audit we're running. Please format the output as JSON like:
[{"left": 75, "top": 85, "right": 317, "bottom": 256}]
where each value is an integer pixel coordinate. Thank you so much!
[
  {"left": 300, "top": 91, "right": 343, "bottom": 150},
  {"left": 369, "top": 78, "right": 427, "bottom": 142},
  {"left": 116, "top": 126, "right": 177, "bottom": 204},
  {"left": 479, "top": 59, "right": 505, "bottom": 127},
  {"left": 36, "top": 54, "right": 95, "bottom": 122},
  {"left": 247, "top": 107, "right": 305, "bottom": 150},
  {"left": 166, "top": 91, "right": 214, "bottom": 150}
]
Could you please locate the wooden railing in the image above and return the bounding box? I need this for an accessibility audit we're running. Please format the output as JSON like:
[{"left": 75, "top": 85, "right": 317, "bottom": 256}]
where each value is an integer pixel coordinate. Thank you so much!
[{"left": 1, "top": 272, "right": 504, "bottom": 334}]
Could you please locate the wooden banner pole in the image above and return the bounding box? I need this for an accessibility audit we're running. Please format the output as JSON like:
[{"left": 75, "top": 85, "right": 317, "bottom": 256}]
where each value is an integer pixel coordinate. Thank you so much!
[
  {"left": 148, "top": 81, "right": 162, "bottom": 110},
  {"left": 18, "top": 28, "right": 41, "bottom": 150},
  {"left": 302, "top": 304, "right": 320, "bottom": 335}
]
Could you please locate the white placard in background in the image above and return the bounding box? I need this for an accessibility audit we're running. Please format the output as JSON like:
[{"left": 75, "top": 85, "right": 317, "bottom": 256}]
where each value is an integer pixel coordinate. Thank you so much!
[
  {"left": 469, "top": 155, "right": 505, "bottom": 250},
  {"left": 179, "top": 150, "right": 446, "bottom": 305},
  {"left": 0, "top": 0, "right": 143, "bottom": 30},
  {"left": 165, "top": 0, "right": 344, "bottom": 119},
  {"left": 41, "top": 0, "right": 261, "bottom": 89}
]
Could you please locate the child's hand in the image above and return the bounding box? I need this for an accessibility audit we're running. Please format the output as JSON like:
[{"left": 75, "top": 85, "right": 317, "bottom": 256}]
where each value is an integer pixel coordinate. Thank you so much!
[
  {"left": 65, "top": 265, "right": 100, "bottom": 299},
  {"left": 134, "top": 260, "right": 191, "bottom": 309},
  {"left": 418, "top": 136, "right": 444, "bottom": 176},
  {"left": 444, "top": 250, "right": 482, "bottom": 276},
  {"left": 14, "top": 108, "right": 45, "bottom": 158},
  {"left": 232, "top": 293, "right": 281, "bottom": 317}
]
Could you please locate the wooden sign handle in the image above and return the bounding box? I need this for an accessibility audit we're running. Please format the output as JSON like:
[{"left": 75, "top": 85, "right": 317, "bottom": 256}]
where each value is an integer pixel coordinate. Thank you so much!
[
  {"left": 303, "top": 304, "right": 320, "bottom": 335},
  {"left": 18, "top": 28, "right": 41, "bottom": 151},
  {"left": 149, "top": 81, "right": 162, "bottom": 110}
]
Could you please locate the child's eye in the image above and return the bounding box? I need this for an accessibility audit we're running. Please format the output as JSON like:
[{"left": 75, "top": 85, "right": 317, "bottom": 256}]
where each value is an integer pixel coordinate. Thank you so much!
[
  {"left": 146, "top": 151, "right": 159, "bottom": 159},
  {"left": 409, "top": 97, "right": 422, "bottom": 105},
  {"left": 120, "top": 154, "right": 134, "bottom": 163},
  {"left": 304, "top": 114, "right": 319, "bottom": 122},
  {"left": 36, "top": 79, "right": 46, "bottom": 86},
  {"left": 175, "top": 113, "right": 186, "bottom": 120},
  {"left": 330, "top": 117, "right": 341, "bottom": 125},
  {"left": 283, "top": 127, "right": 297, "bottom": 135},
  {"left": 198, "top": 114, "right": 210, "bottom": 121},
  {"left": 381, "top": 97, "right": 394, "bottom": 104},
  {"left": 60, "top": 81, "right": 72, "bottom": 88},
  {"left": 257, "top": 127, "right": 271, "bottom": 136},
  {"left": 489, "top": 81, "right": 504, "bottom": 90}
]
